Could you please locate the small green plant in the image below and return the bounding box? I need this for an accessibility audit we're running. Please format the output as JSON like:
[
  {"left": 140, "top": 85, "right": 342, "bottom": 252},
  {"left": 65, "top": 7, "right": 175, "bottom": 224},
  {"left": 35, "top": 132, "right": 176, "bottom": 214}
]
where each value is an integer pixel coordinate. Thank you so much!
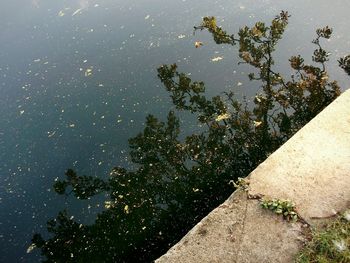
[
  {"left": 260, "top": 198, "right": 298, "bottom": 221},
  {"left": 230, "top": 177, "right": 250, "bottom": 190},
  {"left": 296, "top": 210, "right": 350, "bottom": 263}
]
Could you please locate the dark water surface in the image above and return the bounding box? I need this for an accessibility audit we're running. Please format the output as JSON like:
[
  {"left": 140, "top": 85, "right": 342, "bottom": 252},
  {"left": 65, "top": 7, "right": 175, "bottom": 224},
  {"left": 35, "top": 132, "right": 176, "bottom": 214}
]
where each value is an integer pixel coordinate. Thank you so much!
[{"left": 1, "top": 0, "right": 349, "bottom": 261}]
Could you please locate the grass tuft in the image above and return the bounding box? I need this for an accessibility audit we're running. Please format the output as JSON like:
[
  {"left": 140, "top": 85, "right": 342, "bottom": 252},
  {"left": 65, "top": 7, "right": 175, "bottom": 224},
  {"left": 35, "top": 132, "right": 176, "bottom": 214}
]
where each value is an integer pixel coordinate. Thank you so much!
[{"left": 296, "top": 209, "right": 350, "bottom": 263}]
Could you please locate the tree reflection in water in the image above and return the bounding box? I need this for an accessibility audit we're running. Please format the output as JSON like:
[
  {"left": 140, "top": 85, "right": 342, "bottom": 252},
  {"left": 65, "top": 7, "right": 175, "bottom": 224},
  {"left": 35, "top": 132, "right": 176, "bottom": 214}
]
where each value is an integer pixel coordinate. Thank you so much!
[{"left": 31, "top": 11, "right": 349, "bottom": 262}]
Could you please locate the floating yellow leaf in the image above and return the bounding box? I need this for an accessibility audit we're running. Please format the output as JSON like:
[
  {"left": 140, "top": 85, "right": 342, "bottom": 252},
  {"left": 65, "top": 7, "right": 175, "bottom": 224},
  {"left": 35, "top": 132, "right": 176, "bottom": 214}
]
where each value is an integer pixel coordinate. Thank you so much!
[
  {"left": 84, "top": 68, "right": 93, "bottom": 77},
  {"left": 211, "top": 56, "right": 223, "bottom": 62},
  {"left": 195, "top": 41, "right": 203, "bottom": 48},
  {"left": 26, "top": 243, "right": 36, "bottom": 253},
  {"left": 72, "top": 8, "right": 82, "bottom": 16},
  {"left": 104, "top": 201, "right": 113, "bottom": 209},
  {"left": 124, "top": 205, "right": 129, "bottom": 214},
  {"left": 253, "top": 120, "right": 263, "bottom": 127},
  {"left": 58, "top": 10, "right": 65, "bottom": 17}
]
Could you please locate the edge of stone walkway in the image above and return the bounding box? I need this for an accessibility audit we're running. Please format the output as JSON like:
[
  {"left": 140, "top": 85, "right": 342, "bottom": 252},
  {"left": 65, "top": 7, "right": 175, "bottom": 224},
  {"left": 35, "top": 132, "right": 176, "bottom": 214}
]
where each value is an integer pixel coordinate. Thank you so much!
[{"left": 156, "top": 89, "right": 350, "bottom": 263}]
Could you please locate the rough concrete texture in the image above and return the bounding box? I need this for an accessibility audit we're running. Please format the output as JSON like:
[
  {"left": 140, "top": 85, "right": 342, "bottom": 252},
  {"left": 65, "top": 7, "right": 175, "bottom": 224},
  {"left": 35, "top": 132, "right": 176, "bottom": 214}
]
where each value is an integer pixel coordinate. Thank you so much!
[
  {"left": 248, "top": 89, "right": 350, "bottom": 225},
  {"left": 156, "top": 89, "right": 350, "bottom": 263},
  {"left": 156, "top": 190, "right": 303, "bottom": 263}
]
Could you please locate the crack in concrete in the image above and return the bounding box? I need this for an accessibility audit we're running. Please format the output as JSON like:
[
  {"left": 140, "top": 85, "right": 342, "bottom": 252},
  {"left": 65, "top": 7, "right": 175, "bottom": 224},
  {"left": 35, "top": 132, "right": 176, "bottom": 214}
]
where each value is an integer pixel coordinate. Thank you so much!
[{"left": 235, "top": 192, "right": 249, "bottom": 263}]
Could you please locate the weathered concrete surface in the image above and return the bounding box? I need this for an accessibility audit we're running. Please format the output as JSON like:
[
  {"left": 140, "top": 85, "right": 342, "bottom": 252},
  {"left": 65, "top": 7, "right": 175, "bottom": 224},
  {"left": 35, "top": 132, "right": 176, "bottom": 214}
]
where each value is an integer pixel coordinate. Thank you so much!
[
  {"left": 248, "top": 89, "right": 350, "bottom": 225},
  {"left": 156, "top": 190, "right": 303, "bottom": 263},
  {"left": 156, "top": 89, "right": 350, "bottom": 263}
]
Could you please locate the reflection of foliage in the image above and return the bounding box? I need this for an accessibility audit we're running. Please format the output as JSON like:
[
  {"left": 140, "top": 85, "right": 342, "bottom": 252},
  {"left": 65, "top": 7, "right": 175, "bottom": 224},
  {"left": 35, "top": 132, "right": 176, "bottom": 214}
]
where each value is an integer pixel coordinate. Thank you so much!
[
  {"left": 53, "top": 169, "right": 109, "bottom": 198},
  {"left": 32, "top": 12, "right": 347, "bottom": 262},
  {"left": 339, "top": 55, "right": 350, "bottom": 76}
]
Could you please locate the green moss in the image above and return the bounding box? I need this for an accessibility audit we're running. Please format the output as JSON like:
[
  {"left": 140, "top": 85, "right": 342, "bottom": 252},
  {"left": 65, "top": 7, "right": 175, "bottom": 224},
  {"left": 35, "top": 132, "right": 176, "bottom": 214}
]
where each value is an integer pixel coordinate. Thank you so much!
[{"left": 296, "top": 210, "right": 350, "bottom": 263}]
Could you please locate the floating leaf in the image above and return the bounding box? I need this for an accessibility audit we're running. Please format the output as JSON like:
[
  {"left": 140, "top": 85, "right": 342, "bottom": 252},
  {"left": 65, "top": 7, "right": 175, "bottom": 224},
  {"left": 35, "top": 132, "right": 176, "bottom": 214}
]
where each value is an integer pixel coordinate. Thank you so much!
[{"left": 124, "top": 205, "right": 129, "bottom": 214}]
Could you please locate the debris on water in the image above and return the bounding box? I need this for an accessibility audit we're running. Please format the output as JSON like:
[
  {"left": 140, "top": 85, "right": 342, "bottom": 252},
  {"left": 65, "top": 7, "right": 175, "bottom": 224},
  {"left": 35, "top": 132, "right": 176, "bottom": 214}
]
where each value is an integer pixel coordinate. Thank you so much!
[
  {"left": 253, "top": 120, "right": 263, "bottom": 127},
  {"left": 26, "top": 243, "right": 36, "bottom": 253},
  {"left": 72, "top": 8, "right": 82, "bottom": 16},
  {"left": 211, "top": 56, "right": 223, "bottom": 62},
  {"left": 145, "top": 15, "right": 150, "bottom": 20},
  {"left": 195, "top": 41, "right": 203, "bottom": 48},
  {"left": 124, "top": 205, "right": 129, "bottom": 214},
  {"left": 178, "top": 34, "right": 186, "bottom": 39},
  {"left": 104, "top": 201, "right": 112, "bottom": 209},
  {"left": 237, "top": 82, "right": 243, "bottom": 86},
  {"left": 58, "top": 10, "right": 65, "bottom": 17},
  {"left": 47, "top": 131, "right": 56, "bottom": 138},
  {"left": 84, "top": 68, "right": 93, "bottom": 77}
]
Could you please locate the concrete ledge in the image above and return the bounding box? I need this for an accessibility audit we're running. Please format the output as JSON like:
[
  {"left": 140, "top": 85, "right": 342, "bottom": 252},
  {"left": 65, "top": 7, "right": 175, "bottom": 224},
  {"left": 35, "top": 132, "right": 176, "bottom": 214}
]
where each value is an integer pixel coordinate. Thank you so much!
[{"left": 156, "top": 89, "right": 350, "bottom": 263}]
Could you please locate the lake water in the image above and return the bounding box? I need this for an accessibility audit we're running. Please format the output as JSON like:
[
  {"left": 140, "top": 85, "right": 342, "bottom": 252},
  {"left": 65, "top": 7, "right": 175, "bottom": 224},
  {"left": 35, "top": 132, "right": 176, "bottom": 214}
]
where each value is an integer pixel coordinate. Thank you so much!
[{"left": 1, "top": 0, "right": 349, "bottom": 261}]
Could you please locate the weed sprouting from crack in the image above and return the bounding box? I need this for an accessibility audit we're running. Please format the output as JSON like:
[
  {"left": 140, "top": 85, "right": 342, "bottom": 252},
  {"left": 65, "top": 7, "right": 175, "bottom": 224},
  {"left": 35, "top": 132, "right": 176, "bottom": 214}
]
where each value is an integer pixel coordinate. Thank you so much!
[
  {"left": 260, "top": 198, "right": 298, "bottom": 222},
  {"left": 230, "top": 177, "right": 250, "bottom": 191}
]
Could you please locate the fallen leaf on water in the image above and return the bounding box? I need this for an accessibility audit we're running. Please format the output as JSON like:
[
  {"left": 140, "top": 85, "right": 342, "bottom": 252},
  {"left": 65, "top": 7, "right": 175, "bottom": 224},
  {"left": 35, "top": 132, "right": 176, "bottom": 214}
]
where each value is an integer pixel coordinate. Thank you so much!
[
  {"left": 253, "top": 120, "right": 263, "bottom": 127},
  {"left": 211, "top": 56, "right": 223, "bottom": 62},
  {"left": 72, "top": 8, "right": 82, "bottom": 16},
  {"left": 124, "top": 205, "right": 129, "bottom": 214},
  {"left": 84, "top": 68, "right": 93, "bottom": 77},
  {"left": 27, "top": 243, "right": 36, "bottom": 253},
  {"left": 195, "top": 41, "right": 203, "bottom": 48}
]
